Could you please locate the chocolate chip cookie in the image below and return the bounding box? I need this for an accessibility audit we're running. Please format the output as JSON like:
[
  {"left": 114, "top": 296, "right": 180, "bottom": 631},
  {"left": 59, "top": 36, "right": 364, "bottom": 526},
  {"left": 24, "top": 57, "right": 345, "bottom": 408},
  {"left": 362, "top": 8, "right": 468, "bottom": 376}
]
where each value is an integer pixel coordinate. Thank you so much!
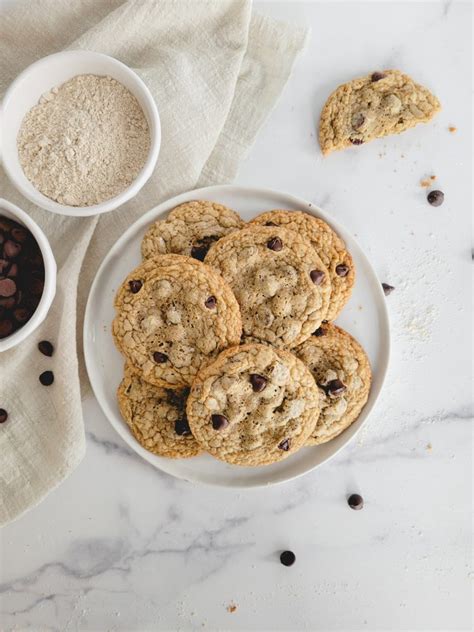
[
  {"left": 112, "top": 255, "right": 242, "bottom": 387},
  {"left": 319, "top": 69, "right": 441, "bottom": 155},
  {"left": 204, "top": 226, "right": 331, "bottom": 348},
  {"left": 294, "top": 323, "right": 371, "bottom": 445},
  {"left": 250, "top": 210, "right": 354, "bottom": 320},
  {"left": 186, "top": 343, "right": 320, "bottom": 466},
  {"left": 117, "top": 365, "right": 201, "bottom": 458},
  {"left": 141, "top": 200, "right": 244, "bottom": 261}
]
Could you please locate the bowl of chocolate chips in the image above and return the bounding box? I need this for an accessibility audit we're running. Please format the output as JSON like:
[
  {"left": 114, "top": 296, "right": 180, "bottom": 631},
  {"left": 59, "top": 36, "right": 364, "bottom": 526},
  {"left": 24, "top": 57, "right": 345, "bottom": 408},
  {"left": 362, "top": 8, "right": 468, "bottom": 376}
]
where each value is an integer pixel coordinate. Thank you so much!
[{"left": 0, "top": 198, "right": 56, "bottom": 351}]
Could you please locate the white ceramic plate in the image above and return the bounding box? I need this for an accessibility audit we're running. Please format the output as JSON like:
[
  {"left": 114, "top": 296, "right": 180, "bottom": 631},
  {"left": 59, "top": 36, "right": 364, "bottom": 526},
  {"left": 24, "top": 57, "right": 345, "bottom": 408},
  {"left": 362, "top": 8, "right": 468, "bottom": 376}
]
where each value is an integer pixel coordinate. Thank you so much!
[{"left": 84, "top": 185, "right": 390, "bottom": 487}]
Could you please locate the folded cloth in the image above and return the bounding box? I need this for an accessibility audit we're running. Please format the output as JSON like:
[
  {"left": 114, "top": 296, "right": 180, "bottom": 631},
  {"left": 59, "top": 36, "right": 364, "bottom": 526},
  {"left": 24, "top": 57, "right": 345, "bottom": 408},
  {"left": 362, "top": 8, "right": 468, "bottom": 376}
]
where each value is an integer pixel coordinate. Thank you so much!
[{"left": 0, "top": 0, "right": 309, "bottom": 526}]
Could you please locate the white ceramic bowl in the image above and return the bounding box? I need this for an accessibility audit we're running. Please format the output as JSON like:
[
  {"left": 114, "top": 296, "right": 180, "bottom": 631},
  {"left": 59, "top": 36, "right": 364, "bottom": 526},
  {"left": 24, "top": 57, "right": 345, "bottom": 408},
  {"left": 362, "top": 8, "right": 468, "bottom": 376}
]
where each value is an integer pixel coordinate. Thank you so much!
[
  {"left": 0, "top": 50, "right": 161, "bottom": 217},
  {"left": 0, "top": 198, "right": 56, "bottom": 352}
]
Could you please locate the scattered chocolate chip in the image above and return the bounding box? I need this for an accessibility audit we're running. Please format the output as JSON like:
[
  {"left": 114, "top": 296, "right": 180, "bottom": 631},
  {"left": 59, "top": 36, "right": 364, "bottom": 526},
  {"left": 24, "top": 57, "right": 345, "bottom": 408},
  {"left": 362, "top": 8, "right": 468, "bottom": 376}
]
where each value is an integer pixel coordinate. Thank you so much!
[
  {"left": 313, "top": 327, "right": 326, "bottom": 337},
  {"left": 348, "top": 493, "right": 364, "bottom": 510},
  {"left": 211, "top": 414, "right": 229, "bottom": 430},
  {"left": 349, "top": 138, "right": 364, "bottom": 145},
  {"left": 265, "top": 221, "right": 278, "bottom": 226},
  {"left": 267, "top": 236, "right": 283, "bottom": 251},
  {"left": 38, "top": 340, "right": 54, "bottom": 357},
  {"left": 129, "top": 279, "right": 142, "bottom": 293},
  {"left": 310, "top": 269, "right": 325, "bottom": 285},
  {"left": 278, "top": 438, "right": 291, "bottom": 451},
  {"left": 3, "top": 240, "right": 21, "bottom": 258},
  {"left": 0, "top": 319, "right": 13, "bottom": 338},
  {"left": 335, "top": 264, "right": 349, "bottom": 277},
  {"left": 205, "top": 295, "right": 217, "bottom": 309},
  {"left": 326, "top": 379, "right": 347, "bottom": 397},
  {"left": 0, "top": 278, "right": 16, "bottom": 297},
  {"left": 190, "top": 235, "right": 219, "bottom": 261},
  {"left": 371, "top": 71, "right": 386, "bottom": 82},
  {"left": 13, "top": 307, "right": 30, "bottom": 323},
  {"left": 249, "top": 373, "right": 267, "bottom": 392},
  {"left": 0, "top": 408, "right": 8, "bottom": 423},
  {"left": 427, "top": 190, "right": 444, "bottom": 207},
  {"left": 174, "top": 418, "right": 191, "bottom": 436},
  {"left": 382, "top": 282, "right": 395, "bottom": 296},
  {"left": 39, "top": 370, "right": 54, "bottom": 386},
  {"left": 153, "top": 351, "right": 168, "bottom": 363},
  {"left": 280, "top": 550, "right": 296, "bottom": 566}
]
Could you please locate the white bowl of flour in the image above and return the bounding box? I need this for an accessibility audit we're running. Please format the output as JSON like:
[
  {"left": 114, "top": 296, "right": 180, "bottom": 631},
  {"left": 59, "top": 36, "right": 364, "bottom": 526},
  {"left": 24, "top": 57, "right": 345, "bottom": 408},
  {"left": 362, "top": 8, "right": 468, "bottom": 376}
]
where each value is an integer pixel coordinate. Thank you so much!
[{"left": 1, "top": 50, "right": 160, "bottom": 217}]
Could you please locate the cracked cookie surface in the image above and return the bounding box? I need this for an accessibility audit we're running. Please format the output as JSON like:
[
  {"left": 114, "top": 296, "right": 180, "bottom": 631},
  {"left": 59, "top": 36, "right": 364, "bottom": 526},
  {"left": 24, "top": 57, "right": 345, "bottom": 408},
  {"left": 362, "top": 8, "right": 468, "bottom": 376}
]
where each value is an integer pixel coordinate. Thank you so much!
[
  {"left": 113, "top": 255, "right": 242, "bottom": 387},
  {"left": 250, "top": 209, "right": 354, "bottom": 321},
  {"left": 294, "top": 323, "right": 371, "bottom": 445},
  {"left": 204, "top": 225, "right": 331, "bottom": 348},
  {"left": 186, "top": 343, "right": 320, "bottom": 466},
  {"left": 117, "top": 365, "right": 201, "bottom": 458},
  {"left": 141, "top": 200, "right": 244, "bottom": 261},
  {"left": 319, "top": 69, "right": 441, "bottom": 155}
]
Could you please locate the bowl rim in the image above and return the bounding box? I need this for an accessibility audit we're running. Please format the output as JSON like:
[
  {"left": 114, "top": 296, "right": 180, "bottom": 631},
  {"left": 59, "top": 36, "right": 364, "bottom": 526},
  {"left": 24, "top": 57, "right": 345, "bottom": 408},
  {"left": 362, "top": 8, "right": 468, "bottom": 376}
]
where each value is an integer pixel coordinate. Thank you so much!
[
  {"left": 0, "top": 50, "right": 161, "bottom": 217},
  {"left": 0, "top": 198, "right": 57, "bottom": 352}
]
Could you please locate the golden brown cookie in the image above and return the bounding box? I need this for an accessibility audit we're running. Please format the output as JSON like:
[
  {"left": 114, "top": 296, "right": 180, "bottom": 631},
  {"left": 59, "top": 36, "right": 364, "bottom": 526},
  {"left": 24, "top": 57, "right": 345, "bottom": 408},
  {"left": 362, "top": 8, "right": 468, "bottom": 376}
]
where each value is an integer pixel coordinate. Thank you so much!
[
  {"left": 141, "top": 200, "right": 244, "bottom": 261},
  {"left": 250, "top": 210, "right": 354, "bottom": 321},
  {"left": 294, "top": 323, "right": 371, "bottom": 445},
  {"left": 112, "top": 255, "right": 242, "bottom": 387},
  {"left": 186, "top": 344, "right": 320, "bottom": 466},
  {"left": 319, "top": 69, "right": 441, "bottom": 155},
  {"left": 117, "top": 365, "right": 201, "bottom": 458},
  {"left": 204, "top": 225, "right": 331, "bottom": 348}
]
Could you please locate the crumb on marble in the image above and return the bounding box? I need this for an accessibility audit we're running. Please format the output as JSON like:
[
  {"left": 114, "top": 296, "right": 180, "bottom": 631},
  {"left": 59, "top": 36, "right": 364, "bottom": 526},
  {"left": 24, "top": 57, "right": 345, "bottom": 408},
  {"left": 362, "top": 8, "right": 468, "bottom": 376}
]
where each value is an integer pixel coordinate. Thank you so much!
[
  {"left": 227, "top": 603, "right": 237, "bottom": 613},
  {"left": 420, "top": 175, "right": 437, "bottom": 187},
  {"left": 358, "top": 305, "right": 363, "bottom": 311},
  {"left": 426, "top": 443, "right": 432, "bottom": 451},
  {"left": 448, "top": 126, "right": 457, "bottom": 133}
]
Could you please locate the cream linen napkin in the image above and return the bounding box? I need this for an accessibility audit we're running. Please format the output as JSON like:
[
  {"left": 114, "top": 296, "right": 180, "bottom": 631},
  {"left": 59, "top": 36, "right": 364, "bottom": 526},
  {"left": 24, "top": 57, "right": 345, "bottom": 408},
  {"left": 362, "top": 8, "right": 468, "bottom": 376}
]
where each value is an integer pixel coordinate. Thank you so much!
[{"left": 0, "top": 0, "right": 309, "bottom": 526}]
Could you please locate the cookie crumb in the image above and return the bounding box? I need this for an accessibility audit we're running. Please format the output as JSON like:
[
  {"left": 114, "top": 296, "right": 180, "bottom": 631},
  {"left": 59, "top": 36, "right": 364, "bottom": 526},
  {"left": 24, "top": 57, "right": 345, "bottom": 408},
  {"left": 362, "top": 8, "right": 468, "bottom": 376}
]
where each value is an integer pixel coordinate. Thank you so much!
[
  {"left": 420, "top": 175, "right": 437, "bottom": 187},
  {"left": 448, "top": 126, "right": 457, "bottom": 133},
  {"left": 426, "top": 443, "right": 432, "bottom": 451},
  {"left": 226, "top": 603, "right": 237, "bottom": 613}
]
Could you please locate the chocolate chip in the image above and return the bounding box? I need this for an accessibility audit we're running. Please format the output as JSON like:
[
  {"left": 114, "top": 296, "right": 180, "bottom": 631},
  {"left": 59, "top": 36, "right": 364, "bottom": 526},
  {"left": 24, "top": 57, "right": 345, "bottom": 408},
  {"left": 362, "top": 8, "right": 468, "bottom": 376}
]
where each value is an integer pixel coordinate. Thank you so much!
[
  {"left": 11, "top": 227, "right": 28, "bottom": 242},
  {"left": 280, "top": 550, "right": 296, "bottom": 566},
  {"left": 335, "top": 264, "right": 349, "bottom": 277},
  {"left": 352, "top": 112, "right": 365, "bottom": 130},
  {"left": 38, "top": 340, "right": 54, "bottom": 357},
  {"left": 310, "top": 269, "right": 325, "bottom": 285},
  {"left": 0, "top": 278, "right": 16, "bottom": 297},
  {"left": 174, "top": 418, "right": 191, "bottom": 436},
  {"left": 326, "top": 379, "right": 346, "bottom": 397},
  {"left": 267, "top": 236, "right": 283, "bottom": 251},
  {"left": 0, "top": 319, "right": 13, "bottom": 338},
  {"left": 205, "top": 295, "right": 217, "bottom": 309},
  {"left": 13, "top": 307, "right": 30, "bottom": 323},
  {"left": 265, "top": 221, "right": 278, "bottom": 226},
  {"left": 371, "top": 72, "right": 386, "bottom": 82},
  {"left": 7, "top": 263, "right": 18, "bottom": 278},
  {"left": 349, "top": 138, "right": 364, "bottom": 145},
  {"left": 211, "top": 414, "right": 229, "bottom": 430},
  {"left": 129, "top": 279, "right": 142, "bottom": 293},
  {"left": 313, "top": 327, "right": 326, "bottom": 337},
  {"left": 0, "top": 260, "right": 8, "bottom": 274},
  {"left": 0, "top": 408, "right": 8, "bottom": 423},
  {"left": 348, "top": 493, "right": 364, "bottom": 510},
  {"left": 39, "top": 370, "right": 54, "bottom": 386},
  {"left": 382, "top": 282, "right": 395, "bottom": 296},
  {"left": 0, "top": 297, "right": 15, "bottom": 309},
  {"left": 3, "top": 240, "right": 22, "bottom": 258},
  {"left": 153, "top": 351, "right": 168, "bottom": 363},
  {"left": 278, "top": 438, "right": 291, "bottom": 451},
  {"left": 190, "top": 235, "right": 219, "bottom": 261},
  {"left": 249, "top": 373, "right": 267, "bottom": 392},
  {"left": 29, "top": 277, "right": 44, "bottom": 296},
  {"left": 427, "top": 190, "right": 444, "bottom": 207}
]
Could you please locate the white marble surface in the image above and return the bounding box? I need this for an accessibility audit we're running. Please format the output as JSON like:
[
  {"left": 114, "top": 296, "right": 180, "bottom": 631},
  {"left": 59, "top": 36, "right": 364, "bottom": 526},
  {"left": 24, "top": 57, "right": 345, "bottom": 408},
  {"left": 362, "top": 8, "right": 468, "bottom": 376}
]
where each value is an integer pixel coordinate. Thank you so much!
[{"left": 1, "top": 1, "right": 472, "bottom": 630}]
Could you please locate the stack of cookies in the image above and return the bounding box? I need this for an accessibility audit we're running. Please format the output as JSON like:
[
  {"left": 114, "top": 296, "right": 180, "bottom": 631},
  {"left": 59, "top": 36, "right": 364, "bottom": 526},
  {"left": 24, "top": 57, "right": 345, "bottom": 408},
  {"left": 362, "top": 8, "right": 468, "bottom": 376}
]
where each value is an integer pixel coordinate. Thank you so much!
[{"left": 112, "top": 200, "right": 371, "bottom": 467}]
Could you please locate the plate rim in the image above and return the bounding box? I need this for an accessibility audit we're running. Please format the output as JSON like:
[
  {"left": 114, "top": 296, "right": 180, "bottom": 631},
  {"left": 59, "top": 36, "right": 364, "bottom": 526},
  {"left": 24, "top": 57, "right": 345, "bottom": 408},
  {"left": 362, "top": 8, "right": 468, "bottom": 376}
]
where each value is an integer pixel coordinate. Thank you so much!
[{"left": 83, "top": 184, "right": 391, "bottom": 488}]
